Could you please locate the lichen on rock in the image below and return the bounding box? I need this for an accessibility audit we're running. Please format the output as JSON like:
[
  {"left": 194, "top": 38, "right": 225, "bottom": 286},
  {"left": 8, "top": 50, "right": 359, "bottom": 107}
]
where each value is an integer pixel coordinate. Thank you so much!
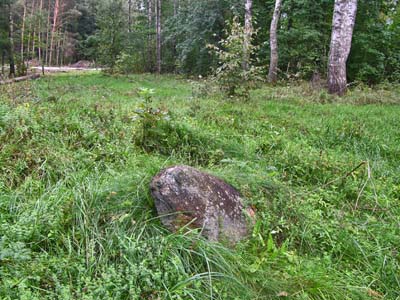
[{"left": 150, "top": 165, "right": 254, "bottom": 244}]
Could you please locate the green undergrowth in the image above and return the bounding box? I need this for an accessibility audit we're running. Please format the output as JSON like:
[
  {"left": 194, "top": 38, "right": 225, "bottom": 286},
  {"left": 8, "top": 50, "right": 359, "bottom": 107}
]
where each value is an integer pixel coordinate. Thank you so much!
[{"left": 0, "top": 73, "right": 399, "bottom": 299}]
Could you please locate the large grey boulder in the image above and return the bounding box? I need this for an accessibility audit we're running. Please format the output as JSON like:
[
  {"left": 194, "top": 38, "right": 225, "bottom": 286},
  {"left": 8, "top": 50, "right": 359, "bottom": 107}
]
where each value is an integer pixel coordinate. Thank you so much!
[{"left": 150, "top": 165, "right": 254, "bottom": 243}]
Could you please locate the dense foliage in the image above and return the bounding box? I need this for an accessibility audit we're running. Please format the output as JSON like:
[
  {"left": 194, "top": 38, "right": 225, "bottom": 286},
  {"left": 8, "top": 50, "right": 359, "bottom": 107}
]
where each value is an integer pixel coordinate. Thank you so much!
[
  {"left": 0, "top": 0, "right": 399, "bottom": 83},
  {"left": 207, "top": 17, "right": 261, "bottom": 99},
  {"left": 0, "top": 0, "right": 10, "bottom": 73}
]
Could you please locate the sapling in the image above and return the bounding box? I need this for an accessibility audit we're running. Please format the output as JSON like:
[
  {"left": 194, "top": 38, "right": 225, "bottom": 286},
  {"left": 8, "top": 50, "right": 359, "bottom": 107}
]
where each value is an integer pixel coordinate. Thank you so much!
[{"left": 133, "top": 87, "right": 170, "bottom": 147}]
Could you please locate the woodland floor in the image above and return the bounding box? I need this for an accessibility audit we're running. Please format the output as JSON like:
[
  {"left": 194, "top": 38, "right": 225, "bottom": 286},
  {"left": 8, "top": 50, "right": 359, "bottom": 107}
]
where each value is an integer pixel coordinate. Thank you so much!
[{"left": 0, "top": 73, "right": 399, "bottom": 299}]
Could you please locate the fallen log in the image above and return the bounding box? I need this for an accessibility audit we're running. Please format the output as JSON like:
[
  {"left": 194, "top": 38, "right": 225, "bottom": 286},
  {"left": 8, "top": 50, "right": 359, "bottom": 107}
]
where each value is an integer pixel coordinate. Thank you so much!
[{"left": 0, "top": 73, "right": 41, "bottom": 85}]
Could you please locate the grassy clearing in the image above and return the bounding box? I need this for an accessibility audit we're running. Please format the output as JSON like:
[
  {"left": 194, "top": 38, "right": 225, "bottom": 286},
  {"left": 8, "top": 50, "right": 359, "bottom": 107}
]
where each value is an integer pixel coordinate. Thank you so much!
[{"left": 0, "top": 73, "right": 399, "bottom": 299}]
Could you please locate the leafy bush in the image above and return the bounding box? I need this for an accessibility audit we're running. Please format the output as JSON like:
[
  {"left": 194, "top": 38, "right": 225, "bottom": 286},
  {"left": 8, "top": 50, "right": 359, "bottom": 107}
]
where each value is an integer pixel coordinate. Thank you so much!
[
  {"left": 115, "top": 52, "right": 145, "bottom": 74},
  {"left": 114, "top": 52, "right": 135, "bottom": 74},
  {"left": 132, "top": 88, "right": 170, "bottom": 148},
  {"left": 15, "top": 55, "right": 27, "bottom": 77},
  {"left": 208, "top": 17, "right": 261, "bottom": 100}
]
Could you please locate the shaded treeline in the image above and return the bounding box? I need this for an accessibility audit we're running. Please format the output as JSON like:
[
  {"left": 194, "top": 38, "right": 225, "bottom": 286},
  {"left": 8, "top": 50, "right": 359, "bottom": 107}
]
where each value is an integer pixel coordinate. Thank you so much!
[{"left": 0, "top": 0, "right": 399, "bottom": 91}]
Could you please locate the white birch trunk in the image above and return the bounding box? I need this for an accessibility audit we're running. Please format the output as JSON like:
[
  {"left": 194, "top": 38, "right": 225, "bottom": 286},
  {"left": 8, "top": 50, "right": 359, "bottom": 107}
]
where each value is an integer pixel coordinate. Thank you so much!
[
  {"left": 328, "top": 0, "right": 358, "bottom": 96},
  {"left": 156, "top": 0, "right": 161, "bottom": 74},
  {"left": 243, "top": 0, "right": 253, "bottom": 71},
  {"left": 268, "top": 0, "right": 282, "bottom": 83},
  {"left": 147, "top": 0, "right": 153, "bottom": 71},
  {"left": 172, "top": 0, "right": 178, "bottom": 71}
]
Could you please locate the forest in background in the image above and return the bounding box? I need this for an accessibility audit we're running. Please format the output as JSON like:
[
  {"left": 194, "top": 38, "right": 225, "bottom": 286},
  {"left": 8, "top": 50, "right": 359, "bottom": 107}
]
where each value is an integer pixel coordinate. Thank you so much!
[{"left": 0, "top": 0, "right": 399, "bottom": 85}]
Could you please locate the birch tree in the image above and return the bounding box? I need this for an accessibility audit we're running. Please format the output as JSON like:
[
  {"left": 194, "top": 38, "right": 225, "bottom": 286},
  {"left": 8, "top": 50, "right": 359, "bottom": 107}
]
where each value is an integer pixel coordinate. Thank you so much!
[
  {"left": 243, "top": 0, "right": 252, "bottom": 71},
  {"left": 328, "top": 0, "right": 358, "bottom": 96},
  {"left": 156, "top": 0, "right": 161, "bottom": 74},
  {"left": 172, "top": 0, "right": 177, "bottom": 65},
  {"left": 147, "top": 0, "right": 153, "bottom": 71},
  {"left": 268, "top": 0, "right": 282, "bottom": 83}
]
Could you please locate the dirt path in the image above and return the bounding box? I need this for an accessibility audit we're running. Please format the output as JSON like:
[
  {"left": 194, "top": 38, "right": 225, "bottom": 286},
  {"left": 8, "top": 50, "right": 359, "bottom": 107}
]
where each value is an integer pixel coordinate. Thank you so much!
[{"left": 31, "top": 67, "right": 102, "bottom": 72}]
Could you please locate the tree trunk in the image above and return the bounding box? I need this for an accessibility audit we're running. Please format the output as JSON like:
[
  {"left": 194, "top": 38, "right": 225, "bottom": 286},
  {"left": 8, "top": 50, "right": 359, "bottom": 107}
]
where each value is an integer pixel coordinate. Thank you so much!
[
  {"left": 49, "top": 0, "right": 60, "bottom": 66},
  {"left": 45, "top": 0, "right": 51, "bottom": 65},
  {"left": 173, "top": 0, "right": 178, "bottom": 21},
  {"left": 8, "top": 3, "right": 15, "bottom": 77},
  {"left": 21, "top": 0, "right": 27, "bottom": 60},
  {"left": 60, "top": 30, "right": 66, "bottom": 66},
  {"left": 156, "top": 0, "right": 161, "bottom": 74},
  {"left": 56, "top": 1, "right": 65, "bottom": 66},
  {"left": 268, "top": 0, "right": 282, "bottom": 83},
  {"left": 328, "top": 0, "right": 358, "bottom": 96},
  {"left": 56, "top": 30, "right": 61, "bottom": 66},
  {"left": 1, "top": 50, "right": 5, "bottom": 76},
  {"left": 243, "top": 0, "right": 253, "bottom": 71},
  {"left": 31, "top": 0, "right": 37, "bottom": 61},
  {"left": 147, "top": 0, "right": 153, "bottom": 72},
  {"left": 128, "top": 0, "right": 132, "bottom": 33},
  {"left": 38, "top": 0, "right": 43, "bottom": 63},
  {"left": 0, "top": 73, "right": 41, "bottom": 85},
  {"left": 27, "top": 0, "right": 36, "bottom": 62},
  {"left": 172, "top": 0, "right": 178, "bottom": 72}
]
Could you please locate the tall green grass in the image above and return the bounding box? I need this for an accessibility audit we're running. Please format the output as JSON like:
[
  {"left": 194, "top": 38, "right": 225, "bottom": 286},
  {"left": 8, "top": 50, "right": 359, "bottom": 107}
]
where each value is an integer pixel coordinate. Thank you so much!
[{"left": 0, "top": 73, "right": 399, "bottom": 299}]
